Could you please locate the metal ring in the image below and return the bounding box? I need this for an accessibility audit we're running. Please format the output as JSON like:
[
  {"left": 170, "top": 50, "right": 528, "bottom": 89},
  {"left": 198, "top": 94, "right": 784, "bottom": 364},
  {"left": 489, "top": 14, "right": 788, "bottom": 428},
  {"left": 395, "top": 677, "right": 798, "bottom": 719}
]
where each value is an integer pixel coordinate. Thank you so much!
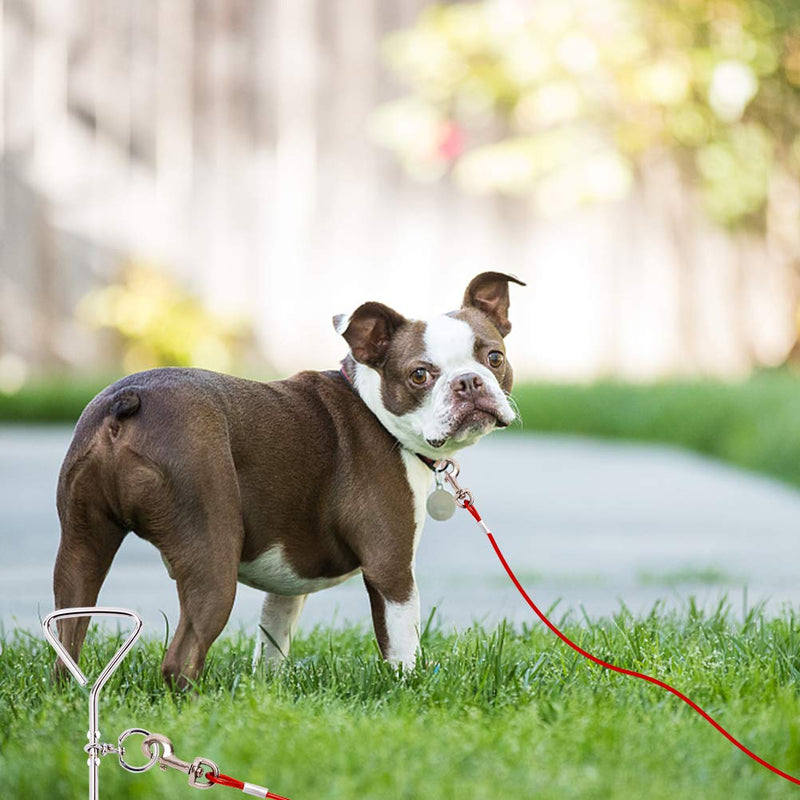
[{"left": 117, "top": 728, "right": 158, "bottom": 773}]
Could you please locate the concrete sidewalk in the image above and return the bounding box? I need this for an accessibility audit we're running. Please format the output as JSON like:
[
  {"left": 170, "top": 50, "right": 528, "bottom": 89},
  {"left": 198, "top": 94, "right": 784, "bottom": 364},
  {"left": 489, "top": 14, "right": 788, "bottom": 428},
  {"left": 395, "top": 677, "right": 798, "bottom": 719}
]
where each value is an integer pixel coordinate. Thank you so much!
[{"left": 1, "top": 425, "right": 799, "bottom": 640}]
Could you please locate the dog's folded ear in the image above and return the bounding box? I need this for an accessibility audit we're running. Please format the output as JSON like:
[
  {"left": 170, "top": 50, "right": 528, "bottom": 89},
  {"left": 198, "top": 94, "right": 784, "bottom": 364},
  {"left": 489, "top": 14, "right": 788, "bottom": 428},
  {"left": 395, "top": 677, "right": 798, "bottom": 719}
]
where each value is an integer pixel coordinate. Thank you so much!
[
  {"left": 462, "top": 272, "right": 526, "bottom": 337},
  {"left": 334, "top": 302, "right": 408, "bottom": 368}
]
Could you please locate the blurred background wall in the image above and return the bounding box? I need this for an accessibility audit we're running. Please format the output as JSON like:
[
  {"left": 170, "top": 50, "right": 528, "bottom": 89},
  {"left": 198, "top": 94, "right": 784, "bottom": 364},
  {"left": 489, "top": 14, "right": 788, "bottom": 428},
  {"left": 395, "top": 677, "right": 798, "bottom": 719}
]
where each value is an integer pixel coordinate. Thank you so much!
[{"left": 1, "top": 0, "right": 798, "bottom": 385}]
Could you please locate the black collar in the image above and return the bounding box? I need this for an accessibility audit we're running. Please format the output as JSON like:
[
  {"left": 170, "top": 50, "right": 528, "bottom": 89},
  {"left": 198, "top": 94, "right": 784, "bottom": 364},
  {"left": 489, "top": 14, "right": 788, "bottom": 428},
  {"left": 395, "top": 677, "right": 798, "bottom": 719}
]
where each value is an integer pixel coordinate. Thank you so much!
[{"left": 338, "top": 365, "right": 437, "bottom": 472}]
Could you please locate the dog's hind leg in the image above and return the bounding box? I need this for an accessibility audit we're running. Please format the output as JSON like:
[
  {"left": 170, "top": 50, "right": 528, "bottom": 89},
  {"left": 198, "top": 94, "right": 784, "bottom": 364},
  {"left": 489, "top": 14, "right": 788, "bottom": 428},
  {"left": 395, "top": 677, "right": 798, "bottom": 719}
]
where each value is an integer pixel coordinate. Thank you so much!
[
  {"left": 52, "top": 505, "right": 127, "bottom": 680},
  {"left": 252, "top": 593, "right": 307, "bottom": 668},
  {"left": 151, "top": 491, "right": 244, "bottom": 690}
]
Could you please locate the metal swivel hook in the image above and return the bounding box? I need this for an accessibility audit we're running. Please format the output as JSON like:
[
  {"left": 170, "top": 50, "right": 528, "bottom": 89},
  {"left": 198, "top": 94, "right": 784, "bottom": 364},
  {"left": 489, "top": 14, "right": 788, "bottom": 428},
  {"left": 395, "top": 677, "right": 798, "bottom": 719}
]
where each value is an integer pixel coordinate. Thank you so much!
[
  {"left": 140, "top": 732, "right": 220, "bottom": 789},
  {"left": 433, "top": 458, "right": 474, "bottom": 507}
]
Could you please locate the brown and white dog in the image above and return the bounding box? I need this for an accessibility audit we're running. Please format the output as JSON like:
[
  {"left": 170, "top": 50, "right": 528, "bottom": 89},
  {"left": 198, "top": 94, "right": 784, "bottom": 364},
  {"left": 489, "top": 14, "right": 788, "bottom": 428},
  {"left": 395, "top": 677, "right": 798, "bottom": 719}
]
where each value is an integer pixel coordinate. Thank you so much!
[{"left": 53, "top": 272, "right": 524, "bottom": 686}]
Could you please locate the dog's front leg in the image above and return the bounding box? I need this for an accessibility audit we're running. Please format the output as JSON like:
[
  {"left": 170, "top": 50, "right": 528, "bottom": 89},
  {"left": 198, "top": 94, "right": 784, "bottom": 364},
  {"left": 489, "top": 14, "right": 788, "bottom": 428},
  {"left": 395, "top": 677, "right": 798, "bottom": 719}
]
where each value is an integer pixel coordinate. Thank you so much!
[{"left": 363, "top": 571, "right": 420, "bottom": 670}]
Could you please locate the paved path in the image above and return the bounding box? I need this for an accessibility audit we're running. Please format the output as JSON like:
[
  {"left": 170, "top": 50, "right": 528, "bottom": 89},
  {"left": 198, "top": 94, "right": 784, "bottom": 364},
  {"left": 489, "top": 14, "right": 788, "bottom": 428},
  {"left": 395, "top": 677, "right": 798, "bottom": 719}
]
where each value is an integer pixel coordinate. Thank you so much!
[{"left": 1, "top": 425, "right": 799, "bottom": 640}]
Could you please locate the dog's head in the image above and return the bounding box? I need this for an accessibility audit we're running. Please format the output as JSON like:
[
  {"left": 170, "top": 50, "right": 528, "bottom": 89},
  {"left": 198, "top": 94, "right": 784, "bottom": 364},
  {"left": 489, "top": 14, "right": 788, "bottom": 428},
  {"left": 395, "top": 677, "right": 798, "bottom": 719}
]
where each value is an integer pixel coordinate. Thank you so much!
[{"left": 335, "top": 272, "right": 525, "bottom": 458}]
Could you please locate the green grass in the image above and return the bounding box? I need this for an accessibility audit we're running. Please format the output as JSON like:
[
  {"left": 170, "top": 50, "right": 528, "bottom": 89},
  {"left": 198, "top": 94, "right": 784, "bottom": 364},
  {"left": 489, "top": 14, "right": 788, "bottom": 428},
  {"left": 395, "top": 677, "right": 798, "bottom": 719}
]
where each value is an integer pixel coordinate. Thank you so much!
[{"left": 3, "top": 606, "right": 800, "bottom": 799}]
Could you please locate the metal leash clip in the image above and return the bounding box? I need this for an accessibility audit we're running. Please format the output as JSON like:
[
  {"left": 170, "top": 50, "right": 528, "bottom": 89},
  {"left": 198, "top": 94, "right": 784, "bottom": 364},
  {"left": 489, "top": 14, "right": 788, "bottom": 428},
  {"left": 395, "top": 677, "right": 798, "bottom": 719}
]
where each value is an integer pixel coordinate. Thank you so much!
[
  {"left": 433, "top": 458, "right": 473, "bottom": 507},
  {"left": 138, "top": 731, "right": 219, "bottom": 788}
]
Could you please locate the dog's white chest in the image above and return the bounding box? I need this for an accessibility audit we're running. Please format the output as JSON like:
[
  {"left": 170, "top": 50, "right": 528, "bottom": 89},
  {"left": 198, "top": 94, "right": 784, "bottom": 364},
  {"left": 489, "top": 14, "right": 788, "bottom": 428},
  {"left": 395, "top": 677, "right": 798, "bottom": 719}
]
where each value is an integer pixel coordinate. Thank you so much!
[{"left": 237, "top": 545, "right": 360, "bottom": 595}]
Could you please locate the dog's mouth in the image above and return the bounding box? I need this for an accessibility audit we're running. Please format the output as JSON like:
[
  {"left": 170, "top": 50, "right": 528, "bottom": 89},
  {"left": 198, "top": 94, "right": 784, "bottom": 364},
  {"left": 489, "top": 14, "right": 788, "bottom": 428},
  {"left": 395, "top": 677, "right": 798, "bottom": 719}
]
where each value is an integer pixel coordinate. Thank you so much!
[{"left": 425, "top": 406, "right": 505, "bottom": 449}]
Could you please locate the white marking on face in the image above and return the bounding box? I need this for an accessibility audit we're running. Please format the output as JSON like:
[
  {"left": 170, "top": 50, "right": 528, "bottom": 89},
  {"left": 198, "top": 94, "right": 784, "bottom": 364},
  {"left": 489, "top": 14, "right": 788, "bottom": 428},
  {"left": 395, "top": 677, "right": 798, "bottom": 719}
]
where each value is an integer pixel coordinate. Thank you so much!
[
  {"left": 354, "top": 314, "right": 515, "bottom": 457},
  {"left": 425, "top": 314, "right": 477, "bottom": 367},
  {"left": 422, "top": 315, "right": 515, "bottom": 447},
  {"left": 238, "top": 545, "right": 360, "bottom": 595},
  {"left": 384, "top": 590, "right": 420, "bottom": 669},
  {"left": 354, "top": 362, "right": 426, "bottom": 450}
]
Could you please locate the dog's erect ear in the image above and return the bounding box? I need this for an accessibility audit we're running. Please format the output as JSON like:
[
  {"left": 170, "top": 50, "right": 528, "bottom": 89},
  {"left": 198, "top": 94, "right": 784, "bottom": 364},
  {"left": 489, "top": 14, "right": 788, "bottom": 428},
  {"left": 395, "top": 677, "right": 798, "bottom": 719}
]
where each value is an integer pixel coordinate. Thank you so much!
[
  {"left": 462, "top": 272, "right": 526, "bottom": 337},
  {"left": 334, "top": 301, "right": 408, "bottom": 368}
]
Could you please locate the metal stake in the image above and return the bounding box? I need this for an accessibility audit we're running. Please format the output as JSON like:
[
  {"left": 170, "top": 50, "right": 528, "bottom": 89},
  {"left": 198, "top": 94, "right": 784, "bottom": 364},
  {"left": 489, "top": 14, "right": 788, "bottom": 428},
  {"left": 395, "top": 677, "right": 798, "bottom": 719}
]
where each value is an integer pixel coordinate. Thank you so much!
[{"left": 43, "top": 607, "right": 144, "bottom": 800}]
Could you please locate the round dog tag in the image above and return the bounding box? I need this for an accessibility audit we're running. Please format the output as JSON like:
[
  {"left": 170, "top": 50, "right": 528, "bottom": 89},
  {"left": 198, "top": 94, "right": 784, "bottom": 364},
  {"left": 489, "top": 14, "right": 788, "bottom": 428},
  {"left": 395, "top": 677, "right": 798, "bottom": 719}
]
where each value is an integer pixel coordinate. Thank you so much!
[{"left": 427, "top": 488, "right": 456, "bottom": 521}]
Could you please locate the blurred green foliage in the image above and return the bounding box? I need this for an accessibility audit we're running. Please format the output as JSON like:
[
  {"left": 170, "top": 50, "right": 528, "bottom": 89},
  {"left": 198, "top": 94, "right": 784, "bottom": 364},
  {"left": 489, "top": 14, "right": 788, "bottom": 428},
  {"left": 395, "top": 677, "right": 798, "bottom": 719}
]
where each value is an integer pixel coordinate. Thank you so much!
[
  {"left": 512, "top": 371, "right": 800, "bottom": 486},
  {"left": 77, "top": 262, "right": 252, "bottom": 374},
  {"left": 372, "top": 0, "right": 800, "bottom": 230},
  {"left": 0, "top": 375, "right": 121, "bottom": 423}
]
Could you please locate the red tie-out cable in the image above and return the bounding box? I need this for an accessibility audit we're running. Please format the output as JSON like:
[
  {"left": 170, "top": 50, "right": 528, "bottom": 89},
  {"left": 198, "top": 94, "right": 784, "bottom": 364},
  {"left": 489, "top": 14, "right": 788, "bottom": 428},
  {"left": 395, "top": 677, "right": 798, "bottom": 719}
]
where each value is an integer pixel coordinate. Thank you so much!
[
  {"left": 460, "top": 497, "right": 800, "bottom": 787},
  {"left": 206, "top": 771, "right": 291, "bottom": 798}
]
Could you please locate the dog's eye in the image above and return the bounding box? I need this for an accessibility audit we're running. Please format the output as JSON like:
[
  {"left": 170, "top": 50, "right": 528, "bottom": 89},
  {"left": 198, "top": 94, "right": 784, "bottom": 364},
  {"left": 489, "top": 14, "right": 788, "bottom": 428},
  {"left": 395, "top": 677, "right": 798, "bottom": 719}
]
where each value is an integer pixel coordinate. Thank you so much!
[
  {"left": 487, "top": 351, "right": 505, "bottom": 369},
  {"left": 410, "top": 368, "right": 429, "bottom": 386}
]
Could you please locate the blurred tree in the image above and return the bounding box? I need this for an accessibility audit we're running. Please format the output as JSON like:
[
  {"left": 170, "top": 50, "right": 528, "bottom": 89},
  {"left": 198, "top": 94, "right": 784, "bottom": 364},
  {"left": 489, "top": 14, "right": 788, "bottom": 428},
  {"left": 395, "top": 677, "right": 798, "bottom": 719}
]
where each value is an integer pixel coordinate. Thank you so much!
[
  {"left": 372, "top": 0, "right": 800, "bottom": 361},
  {"left": 77, "top": 262, "right": 252, "bottom": 374}
]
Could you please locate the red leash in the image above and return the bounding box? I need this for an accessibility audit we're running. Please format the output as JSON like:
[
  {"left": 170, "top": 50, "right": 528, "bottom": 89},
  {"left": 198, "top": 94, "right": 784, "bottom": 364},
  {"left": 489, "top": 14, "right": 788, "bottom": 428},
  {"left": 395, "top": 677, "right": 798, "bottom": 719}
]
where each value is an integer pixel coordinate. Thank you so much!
[
  {"left": 460, "top": 497, "right": 800, "bottom": 786},
  {"left": 206, "top": 771, "right": 290, "bottom": 799}
]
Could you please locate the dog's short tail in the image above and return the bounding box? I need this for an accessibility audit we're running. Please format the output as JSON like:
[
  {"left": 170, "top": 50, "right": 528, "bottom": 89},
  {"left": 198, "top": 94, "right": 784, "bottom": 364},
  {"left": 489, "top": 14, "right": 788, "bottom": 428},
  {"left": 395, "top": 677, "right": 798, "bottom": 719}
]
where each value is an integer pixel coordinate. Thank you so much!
[
  {"left": 110, "top": 388, "right": 141, "bottom": 419},
  {"left": 108, "top": 388, "right": 141, "bottom": 435}
]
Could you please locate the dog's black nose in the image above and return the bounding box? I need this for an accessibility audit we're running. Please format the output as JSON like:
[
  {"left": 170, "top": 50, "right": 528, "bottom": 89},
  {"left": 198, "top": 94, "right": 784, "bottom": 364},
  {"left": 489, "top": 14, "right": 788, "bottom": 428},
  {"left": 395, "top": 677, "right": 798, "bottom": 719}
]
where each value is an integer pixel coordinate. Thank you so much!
[{"left": 451, "top": 372, "right": 484, "bottom": 399}]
